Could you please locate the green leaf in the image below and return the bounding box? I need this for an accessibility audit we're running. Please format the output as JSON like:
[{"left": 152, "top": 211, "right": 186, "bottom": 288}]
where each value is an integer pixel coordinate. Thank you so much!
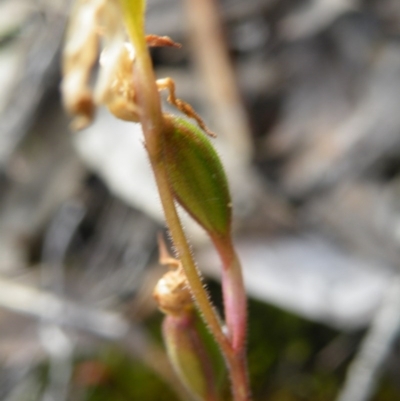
[{"left": 162, "top": 115, "right": 232, "bottom": 239}]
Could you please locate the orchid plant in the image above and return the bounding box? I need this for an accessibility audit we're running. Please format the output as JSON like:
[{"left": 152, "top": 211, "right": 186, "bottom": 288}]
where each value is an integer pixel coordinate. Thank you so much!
[{"left": 61, "top": 1, "right": 251, "bottom": 400}]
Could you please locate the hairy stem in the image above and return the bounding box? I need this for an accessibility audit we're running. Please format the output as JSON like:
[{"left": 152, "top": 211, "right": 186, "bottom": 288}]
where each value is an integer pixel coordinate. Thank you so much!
[
  {"left": 227, "top": 352, "right": 251, "bottom": 401},
  {"left": 119, "top": 2, "right": 251, "bottom": 399},
  {"left": 120, "top": 0, "right": 230, "bottom": 356},
  {"left": 150, "top": 158, "right": 230, "bottom": 353},
  {"left": 213, "top": 238, "right": 247, "bottom": 353},
  {"left": 214, "top": 238, "right": 250, "bottom": 401}
]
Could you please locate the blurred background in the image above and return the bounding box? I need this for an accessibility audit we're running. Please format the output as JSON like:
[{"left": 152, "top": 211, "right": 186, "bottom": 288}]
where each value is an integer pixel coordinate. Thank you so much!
[{"left": 1, "top": 0, "right": 400, "bottom": 400}]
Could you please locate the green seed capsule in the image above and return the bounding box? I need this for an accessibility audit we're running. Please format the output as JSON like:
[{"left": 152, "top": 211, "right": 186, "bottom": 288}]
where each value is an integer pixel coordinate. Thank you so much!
[
  {"left": 163, "top": 312, "right": 219, "bottom": 401},
  {"left": 162, "top": 114, "right": 232, "bottom": 239}
]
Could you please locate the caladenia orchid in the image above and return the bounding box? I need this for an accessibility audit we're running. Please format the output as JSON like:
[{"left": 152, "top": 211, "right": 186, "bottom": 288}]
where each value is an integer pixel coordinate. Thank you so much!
[{"left": 61, "top": 0, "right": 251, "bottom": 400}]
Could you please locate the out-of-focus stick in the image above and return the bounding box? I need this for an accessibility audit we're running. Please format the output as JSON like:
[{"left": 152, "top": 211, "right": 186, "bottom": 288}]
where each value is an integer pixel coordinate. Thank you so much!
[
  {"left": 337, "top": 276, "right": 400, "bottom": 401},
  {"left": 182, "top": 0, "right": 253, "bottom": 165}
]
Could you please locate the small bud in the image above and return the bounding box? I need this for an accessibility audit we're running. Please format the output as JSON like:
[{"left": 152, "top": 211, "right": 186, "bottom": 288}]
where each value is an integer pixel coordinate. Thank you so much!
[
  {"left": 153, "top": 267, "right": 194, "bottom": 316},
  {"left": 153, "top": 234, "right": 194, "bottom": 316}
]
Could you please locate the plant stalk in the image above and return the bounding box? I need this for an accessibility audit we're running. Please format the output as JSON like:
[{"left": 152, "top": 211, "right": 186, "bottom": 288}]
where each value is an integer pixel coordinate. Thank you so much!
[
  {"left": 213, "top": 238, "right": 247, "bottom": 353},
  {"left": 120, "top": 0, "right": 230, "bottom": 355},
  {"left": 213, "top": 237, "right": 250, "bottom": 401},
  {"left": 119, "top": 2, "right": 251, "bottom": 399},
  {"left": 227, "top": 351, "right": 251, "bottom": 401}
]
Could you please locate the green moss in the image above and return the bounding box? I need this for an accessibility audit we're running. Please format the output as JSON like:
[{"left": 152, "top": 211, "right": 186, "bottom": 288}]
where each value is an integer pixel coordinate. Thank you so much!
[{"left": 85, "top": 348, "right": 178, "bottom": 401}]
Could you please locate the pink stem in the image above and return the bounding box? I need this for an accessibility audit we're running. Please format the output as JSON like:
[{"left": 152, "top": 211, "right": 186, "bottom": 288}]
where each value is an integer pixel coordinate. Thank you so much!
[{"left": 212, "top": 237, "right": 247, "bottom": 353}]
